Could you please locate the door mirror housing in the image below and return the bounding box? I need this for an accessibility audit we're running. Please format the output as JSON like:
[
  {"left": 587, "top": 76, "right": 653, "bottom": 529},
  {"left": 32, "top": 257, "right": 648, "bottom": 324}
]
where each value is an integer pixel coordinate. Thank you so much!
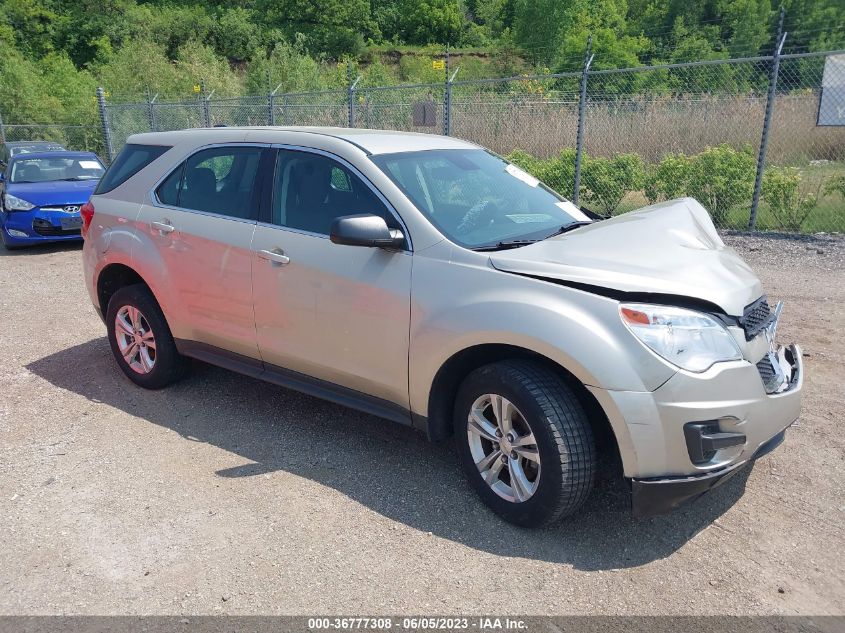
[{"left": 330, "top": 214, "right": 405, "bottom": 249}]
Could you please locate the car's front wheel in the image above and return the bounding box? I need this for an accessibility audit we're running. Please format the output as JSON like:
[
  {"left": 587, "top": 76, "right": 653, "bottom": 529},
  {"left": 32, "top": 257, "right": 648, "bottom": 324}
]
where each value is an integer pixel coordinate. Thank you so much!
[
  {"left": 454, "top": 360, "right": 596, "bottom": 527},
  {"left": 106, "top": 284, "right": 186, "bottom": 389}
]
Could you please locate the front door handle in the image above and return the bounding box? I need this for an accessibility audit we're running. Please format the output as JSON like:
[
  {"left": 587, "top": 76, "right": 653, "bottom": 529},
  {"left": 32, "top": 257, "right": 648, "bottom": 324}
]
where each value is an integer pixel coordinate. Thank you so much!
[
  {"left": 258, "top": 248, "right": 290, "bottom": 265},
  {"left": 151, "top": 220, "right": 175, "bottom": 234}
]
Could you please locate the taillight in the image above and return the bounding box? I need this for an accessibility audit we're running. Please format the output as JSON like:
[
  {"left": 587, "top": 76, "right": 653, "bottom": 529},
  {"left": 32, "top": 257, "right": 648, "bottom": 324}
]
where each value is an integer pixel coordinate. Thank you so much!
[{"left": 80, "top": 201, "right": 95, "bottom": 238}]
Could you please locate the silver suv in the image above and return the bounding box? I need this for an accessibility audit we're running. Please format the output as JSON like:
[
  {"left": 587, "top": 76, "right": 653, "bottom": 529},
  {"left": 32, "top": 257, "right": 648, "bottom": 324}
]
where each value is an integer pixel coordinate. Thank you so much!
[{"left": 82, "top": 127, "right": 803, "bottom": 527}]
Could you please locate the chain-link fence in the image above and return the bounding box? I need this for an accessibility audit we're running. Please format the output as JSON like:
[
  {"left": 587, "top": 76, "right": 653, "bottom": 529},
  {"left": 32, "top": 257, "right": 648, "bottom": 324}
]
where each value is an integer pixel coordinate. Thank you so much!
[
  {"left": 0, "top": 123, "right": 103, "bottom": 155},
  {"left": 451, "top": 73, "right": 582, "bottom": 158},
  {"left": 21, "top": 45, "right": 835, "bottom": 235}
]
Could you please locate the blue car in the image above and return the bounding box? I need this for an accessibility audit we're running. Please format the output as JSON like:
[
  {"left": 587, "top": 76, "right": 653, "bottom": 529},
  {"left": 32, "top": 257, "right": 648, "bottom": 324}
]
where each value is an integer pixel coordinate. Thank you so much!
[{"left": 0, "top": 151, "right": 105, "bottom": 248}]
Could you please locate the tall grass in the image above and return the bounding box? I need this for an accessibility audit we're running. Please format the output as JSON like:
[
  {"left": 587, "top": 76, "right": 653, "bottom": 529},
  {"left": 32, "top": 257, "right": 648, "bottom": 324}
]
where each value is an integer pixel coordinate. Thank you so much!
[{"left": 449, "top": 91, "right": 844, "bottom": 167}]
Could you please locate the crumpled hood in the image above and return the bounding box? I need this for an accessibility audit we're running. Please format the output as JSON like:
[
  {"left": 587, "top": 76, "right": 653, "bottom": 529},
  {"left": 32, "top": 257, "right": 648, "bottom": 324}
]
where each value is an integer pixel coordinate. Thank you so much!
[
  {"left": 489, "top": 198, "right": 761, "bottom": 316},
  {"left": 6, "top": 179, "right": 98, "bottom": 207}
]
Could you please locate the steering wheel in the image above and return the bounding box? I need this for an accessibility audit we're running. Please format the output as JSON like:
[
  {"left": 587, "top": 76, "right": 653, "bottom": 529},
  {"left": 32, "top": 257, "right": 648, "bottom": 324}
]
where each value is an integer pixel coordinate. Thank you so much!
[{"left": 455, "top": 199, "right": 505, "bottom": 235}]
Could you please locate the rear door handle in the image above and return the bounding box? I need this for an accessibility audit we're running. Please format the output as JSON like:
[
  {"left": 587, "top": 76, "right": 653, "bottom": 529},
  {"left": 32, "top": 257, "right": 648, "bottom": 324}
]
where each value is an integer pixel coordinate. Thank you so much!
[
  {"left": 258, "top": 248, "right": 290, "bottom": 265},
  {"left": 151, "top": 220, "right": 175, "bottom": 234}
]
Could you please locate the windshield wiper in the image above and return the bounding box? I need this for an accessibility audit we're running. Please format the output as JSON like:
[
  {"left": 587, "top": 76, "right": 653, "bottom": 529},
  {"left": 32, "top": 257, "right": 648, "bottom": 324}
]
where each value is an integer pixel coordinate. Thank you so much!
[
  {"left": 59, "top": 177, "right": 93, "bottom": 181},
  {"left": 470, "top": 219, "right": 594, "bottom": 252},
  {"left": 542, "top": 220, "right": 593, "bottom": 240},
  {"left": 471, "top": 239, "right": 539, "bottom": 252}
]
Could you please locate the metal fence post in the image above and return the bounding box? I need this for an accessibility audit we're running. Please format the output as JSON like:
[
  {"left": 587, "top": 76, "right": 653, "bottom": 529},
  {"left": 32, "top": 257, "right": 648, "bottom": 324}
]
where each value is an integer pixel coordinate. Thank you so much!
[
  {"left": 443, "top": 66, "right": 461, "bottom": 136},
  {"left": 749, "top": 8, "right": 786, "bottom": 231},
  {"left": 573, "top": 35, "right": 593, "bottom": 205},
  {"left": 444, "top": 46, "right": 451, "bottom": 136},
  {"left": 202, "top": 90, "right": 214, "bottom": 127},
  {"left": 268, "top": 84, "right": 282, "bottom": 126},
  {"left": 0, "top": 109, "right": 5, "bottom": 144},
  {"left": 347, "top": 62, "right": 361, "bottom": 128},
  {"left": 96, "top": 87, "right": 114, "bottom": 162},
  {"left": 282, "top": 94, "right": 290, "bottom": 126},
  {"left": 147, "top": 92, "right": 158, "bottom": 132}
]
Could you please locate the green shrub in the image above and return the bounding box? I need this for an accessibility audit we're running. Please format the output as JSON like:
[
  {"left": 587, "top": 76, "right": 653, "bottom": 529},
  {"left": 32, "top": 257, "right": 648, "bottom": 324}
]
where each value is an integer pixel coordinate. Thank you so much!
[
  {"left": 504, "top": 149, "right": 540, "bottom": 174},
  {"left": 582, "top": 153, "right": 645, "bottom": 217},
  {"left": 539, "top": 148, "right": 577, "bottom": 196},
  {"left": 762, "top": 167, "right": 820, "bottom": 232},
  {"left": 686, "top": 144, "right": 755, "bottom": 227},
  {"left": 824, "top": 175, "right": 845, "bottom": 199},
  {"left": 644, "top": 153, "right": 692, "bottom": 204},
  {"left": 504, "top": 148, "right": 576, "bottom": 197}
]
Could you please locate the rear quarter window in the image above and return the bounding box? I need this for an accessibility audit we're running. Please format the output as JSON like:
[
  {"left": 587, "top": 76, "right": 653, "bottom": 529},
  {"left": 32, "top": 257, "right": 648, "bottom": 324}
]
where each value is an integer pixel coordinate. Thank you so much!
[{"left": 95, "top": 144, "right": 171, "bottom": 194}]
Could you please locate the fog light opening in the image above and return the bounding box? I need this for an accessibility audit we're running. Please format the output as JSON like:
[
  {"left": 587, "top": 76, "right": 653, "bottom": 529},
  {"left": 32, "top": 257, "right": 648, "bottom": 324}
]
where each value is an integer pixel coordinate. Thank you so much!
[{"left": 684, "top": 421, "right": 746, "bottom": 465}]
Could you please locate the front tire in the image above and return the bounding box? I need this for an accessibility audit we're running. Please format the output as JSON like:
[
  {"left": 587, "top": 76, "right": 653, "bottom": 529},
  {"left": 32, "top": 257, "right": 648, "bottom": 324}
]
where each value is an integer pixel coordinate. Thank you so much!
[
  {"left": 454, "top": 360, "right": 596, "bottom": 527},
  {"left": 106, "top": 284, "right": 186, "bottom": 389}
]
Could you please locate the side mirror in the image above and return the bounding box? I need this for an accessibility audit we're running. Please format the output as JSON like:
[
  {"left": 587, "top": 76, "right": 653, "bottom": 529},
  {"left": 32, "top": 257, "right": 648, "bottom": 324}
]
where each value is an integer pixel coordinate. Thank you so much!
[{"left": 330, "top": 214, "right": 405, "bottom": 249}]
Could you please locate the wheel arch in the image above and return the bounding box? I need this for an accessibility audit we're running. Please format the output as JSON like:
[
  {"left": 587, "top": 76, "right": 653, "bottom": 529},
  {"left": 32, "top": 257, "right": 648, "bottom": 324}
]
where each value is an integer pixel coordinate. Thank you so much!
[
  {"left": 425, "top": 343, "right": 622, "bottom": 464},
  {"left": 96, "top": 263, "right": 153, "bottom": 315}
]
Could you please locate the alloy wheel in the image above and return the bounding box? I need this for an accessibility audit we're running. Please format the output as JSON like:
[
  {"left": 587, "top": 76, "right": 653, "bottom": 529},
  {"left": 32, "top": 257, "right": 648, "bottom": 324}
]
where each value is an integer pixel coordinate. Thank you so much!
[
  {"left": 114, "top": 305, "right": 157, "bottom": 374},
  {"left": 466, "top": 393, "right": 541, "bottom": 502}
]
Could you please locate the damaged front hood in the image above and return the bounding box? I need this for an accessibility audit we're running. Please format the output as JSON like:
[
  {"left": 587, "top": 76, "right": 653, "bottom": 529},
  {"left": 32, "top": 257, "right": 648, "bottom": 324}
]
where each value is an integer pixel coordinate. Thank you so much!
[{"left": 489, "top": 198, "right": 761, "bottom": 316}]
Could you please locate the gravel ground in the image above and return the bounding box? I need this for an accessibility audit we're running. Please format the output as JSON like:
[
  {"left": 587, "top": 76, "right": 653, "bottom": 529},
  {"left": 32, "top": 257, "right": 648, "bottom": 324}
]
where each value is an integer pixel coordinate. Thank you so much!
[{"left": 0, "top": 233, "right": 843, "bottom": 616}]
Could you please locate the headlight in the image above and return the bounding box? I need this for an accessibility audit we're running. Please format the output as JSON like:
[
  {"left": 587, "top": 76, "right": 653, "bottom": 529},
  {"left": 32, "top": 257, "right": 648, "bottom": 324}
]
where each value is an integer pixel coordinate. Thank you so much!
[
  {"left": 3, "top": 193, "right": 35, "bottom": 211},
  {"left": 620, "top": 303, "right": 742, "bottom": 372}
]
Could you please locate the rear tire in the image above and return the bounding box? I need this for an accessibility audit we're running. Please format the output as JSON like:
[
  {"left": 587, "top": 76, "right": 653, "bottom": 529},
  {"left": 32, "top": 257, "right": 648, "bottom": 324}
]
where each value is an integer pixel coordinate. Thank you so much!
[
  {"left": 454, "top": 360, "right": 596, "bottom": 527},
  {"left": 106, "top": 284, "right": 186, "bottom": 389}
]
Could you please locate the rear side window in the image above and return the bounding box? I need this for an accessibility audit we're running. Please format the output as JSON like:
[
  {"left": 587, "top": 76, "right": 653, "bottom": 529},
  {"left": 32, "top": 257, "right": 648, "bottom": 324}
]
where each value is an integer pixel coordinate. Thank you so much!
[
  {"left": 95, "top": 144, "right": 170, "bottom": 194},
  {"left": 156, "top": 164, "right": 183, "bottom": 206},
  {"left": 155, "top": 146, "right": 263, "bottom": 220}
]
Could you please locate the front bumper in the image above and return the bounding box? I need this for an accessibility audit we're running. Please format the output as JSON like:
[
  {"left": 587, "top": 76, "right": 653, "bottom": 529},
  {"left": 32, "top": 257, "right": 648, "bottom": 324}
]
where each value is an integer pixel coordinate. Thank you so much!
[
  {"left": 2, "top": 207, "right": 84, "bottom": 246},
  {"left": 630, "top": 427, "right": 787, "bottom": 517},
  {"left": 588, "top": 341, "right": 803, "bottom": 515}
]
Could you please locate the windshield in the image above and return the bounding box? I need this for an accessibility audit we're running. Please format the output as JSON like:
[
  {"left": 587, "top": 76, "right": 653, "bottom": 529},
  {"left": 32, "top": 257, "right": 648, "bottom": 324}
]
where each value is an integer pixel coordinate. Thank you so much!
[
  {"left": 10, "top": 156, "right": 105, "bottom": 183},
  {"left": 10, "top": 144, "right": 64, "bottom": 156},
  {"left": 371, "top": 149, "right": 590, "bottom": 249}
]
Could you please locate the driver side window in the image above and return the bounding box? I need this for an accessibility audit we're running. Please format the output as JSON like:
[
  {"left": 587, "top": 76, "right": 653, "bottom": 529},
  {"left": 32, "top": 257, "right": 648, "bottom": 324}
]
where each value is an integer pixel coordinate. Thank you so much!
[{"left": 271, "top": 149, "right": 395, "bottom": 235}]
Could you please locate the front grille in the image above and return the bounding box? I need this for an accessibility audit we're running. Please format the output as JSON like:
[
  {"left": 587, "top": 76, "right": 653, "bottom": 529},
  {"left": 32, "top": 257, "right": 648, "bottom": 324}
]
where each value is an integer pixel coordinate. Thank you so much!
[
  {"left": 741, "top": 296, "right": 773, "bottom": 340},
  {"left": 756, "top": 355, "right": 776, "bottom": 386},
  {"left": 32, "top": 218, "right": 80, "bottom": 237}
]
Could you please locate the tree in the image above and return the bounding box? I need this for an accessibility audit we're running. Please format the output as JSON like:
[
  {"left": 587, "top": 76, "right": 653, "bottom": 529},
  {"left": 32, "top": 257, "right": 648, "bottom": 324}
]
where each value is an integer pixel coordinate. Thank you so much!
[
  {"left": 2, "top": 0, "right": 58, "bottom": 58},
  {"left": 718, "top": 0, "right": 771, "bottom": 57},
  {"left": 474, "top": 0, "right": 516, "bottom": 39},
  {"left": 779, "top": 0, "right": 845, "bottom": 53},
  {"left": 512, "top": 0, "right": 563, "bottom": 66},
  {"left": 213, "top": 6, "right": 261, "bottom": 61},
  {"left": 398, "top": 0, "right": 462, "bottom": 45},
  {"left": 255, "top": 0, "right": 374, "bottom": 58},
  {"left": 244, "top": 36, "right": 328, "bottom": 94}
]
